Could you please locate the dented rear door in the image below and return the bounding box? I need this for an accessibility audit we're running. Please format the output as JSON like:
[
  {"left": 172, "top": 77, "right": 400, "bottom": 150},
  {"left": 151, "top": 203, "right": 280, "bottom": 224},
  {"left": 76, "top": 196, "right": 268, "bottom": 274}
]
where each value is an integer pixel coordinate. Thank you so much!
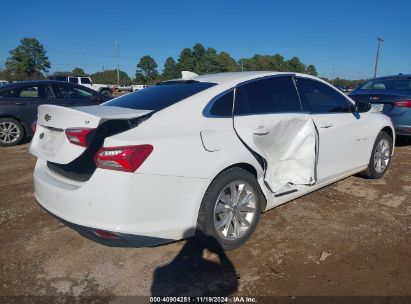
[{"left": 233, "top": 76, "right": 318, "bottom": 194}]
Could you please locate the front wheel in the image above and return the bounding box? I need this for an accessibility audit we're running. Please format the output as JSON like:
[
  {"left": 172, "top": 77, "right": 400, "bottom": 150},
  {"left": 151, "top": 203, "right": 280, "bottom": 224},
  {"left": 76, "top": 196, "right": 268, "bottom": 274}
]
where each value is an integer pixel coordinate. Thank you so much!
[
  {"left": 197, "top": 168, "right": 264, "bottom": 251},
  {"left": 360, "top": 131, "right": 393, "bottom": 179}
]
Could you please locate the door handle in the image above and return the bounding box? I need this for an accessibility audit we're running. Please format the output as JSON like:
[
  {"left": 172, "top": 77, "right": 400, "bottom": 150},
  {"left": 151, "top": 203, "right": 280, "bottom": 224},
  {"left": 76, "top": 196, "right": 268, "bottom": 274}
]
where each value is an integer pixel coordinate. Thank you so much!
[
  {"left": 252, "top": 126, "right": 270, "bottom": 136},
  {"left": 15, "top": 102, "right": 26, "bottom": 105},
  {"left": 319, "top": 122, "right": 334, "bottom": 129}
]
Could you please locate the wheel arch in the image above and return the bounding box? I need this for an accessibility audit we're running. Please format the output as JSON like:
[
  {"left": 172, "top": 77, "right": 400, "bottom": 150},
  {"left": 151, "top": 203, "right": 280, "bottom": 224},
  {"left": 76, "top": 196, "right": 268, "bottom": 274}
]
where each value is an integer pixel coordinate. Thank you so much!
[
  {"left": 0, "top": 114, "right": 29, "bottom": 137},
  {"left": 381, "top": 125, "right": 395, "bottom": 153},
  {"left": 208, "top": 162, "right": 268, "bottom": 212}
]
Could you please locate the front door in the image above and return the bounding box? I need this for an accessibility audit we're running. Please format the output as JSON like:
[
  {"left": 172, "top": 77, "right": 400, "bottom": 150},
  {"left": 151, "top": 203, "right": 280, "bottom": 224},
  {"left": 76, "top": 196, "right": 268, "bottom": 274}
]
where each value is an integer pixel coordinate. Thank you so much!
[{"left": 294, "top": 77, "right": 370, "bottom": 182}]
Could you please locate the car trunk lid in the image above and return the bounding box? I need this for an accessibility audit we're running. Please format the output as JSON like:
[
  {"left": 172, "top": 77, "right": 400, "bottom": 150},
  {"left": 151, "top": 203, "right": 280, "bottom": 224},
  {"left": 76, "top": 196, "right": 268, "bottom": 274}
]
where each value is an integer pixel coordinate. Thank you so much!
[
  {"left": 30, "top": 105, "right": 153, "bottom": 165},
  {"left": 349, "top": 91, "right": 411, "bottom": 114}
]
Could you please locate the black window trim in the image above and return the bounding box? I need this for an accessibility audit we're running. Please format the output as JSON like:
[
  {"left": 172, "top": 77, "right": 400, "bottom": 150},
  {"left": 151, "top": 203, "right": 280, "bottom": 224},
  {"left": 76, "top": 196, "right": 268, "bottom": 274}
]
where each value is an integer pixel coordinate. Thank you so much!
[
  {"left": 294, "top": 76, "right": 355, "bottom": 115},
  {"left": 203, "top": 73, "right": 302, "bottom": 118},
  {"left": 202, "top": 88, "right": 234, "bottom": 118}
]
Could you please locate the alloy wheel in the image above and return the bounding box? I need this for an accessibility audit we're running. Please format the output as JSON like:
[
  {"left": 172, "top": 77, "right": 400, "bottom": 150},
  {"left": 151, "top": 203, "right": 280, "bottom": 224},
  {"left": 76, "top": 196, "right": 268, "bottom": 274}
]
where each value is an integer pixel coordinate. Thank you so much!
[
  {"left": 374, "top": 138, "right": 390, "bottom": 174},
  {"left": 0, "top": 121, "right": 21, "bottom": 144},
  {"left": 213, "top": 181, "right": 257, "bottom": 241}
]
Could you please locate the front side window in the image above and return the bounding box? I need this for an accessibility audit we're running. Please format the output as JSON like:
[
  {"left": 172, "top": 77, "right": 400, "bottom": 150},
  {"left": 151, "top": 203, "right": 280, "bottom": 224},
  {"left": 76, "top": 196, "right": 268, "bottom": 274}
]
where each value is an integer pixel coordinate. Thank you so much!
[
  {"left": 234, "top": 76, "right": 301, "bottom": 115},
  {"left": 104, "top": 80, "right": 216, "bottom": 111},
  {"left": 56, "top": 84, "right": 94, "bottom": 99},
  {"left": 81, "top": 77, "right": 92, "bottom": 85},
  {"left": 296, "top": 78, "right": 351, "bottom": 113}
]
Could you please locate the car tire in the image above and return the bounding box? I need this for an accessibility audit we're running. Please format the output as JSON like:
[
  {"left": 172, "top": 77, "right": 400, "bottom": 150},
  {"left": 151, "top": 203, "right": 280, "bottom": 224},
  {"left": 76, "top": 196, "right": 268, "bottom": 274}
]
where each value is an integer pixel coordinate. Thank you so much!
[
  {"left": 100, "top": 89, "right": 111, "bottom": 97},
  {"left": 0, "top": 118, "right": 25, "bottom": 147},
  {"left": 359, "top": 131, "right": 393, "bottom": 179},
  {"left": 196, "top": 167, "right": 264, "bottom": 251}
]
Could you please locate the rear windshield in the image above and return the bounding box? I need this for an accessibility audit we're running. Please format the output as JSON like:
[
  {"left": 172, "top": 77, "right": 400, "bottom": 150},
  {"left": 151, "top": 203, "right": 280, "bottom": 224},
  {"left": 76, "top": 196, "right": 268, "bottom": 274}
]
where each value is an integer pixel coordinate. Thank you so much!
[
  {"left": 359, "top": 78, "right": 411, "bottom": 90},
  {"left": 104, "top": 80, "right": 217, "bottom": 111}
]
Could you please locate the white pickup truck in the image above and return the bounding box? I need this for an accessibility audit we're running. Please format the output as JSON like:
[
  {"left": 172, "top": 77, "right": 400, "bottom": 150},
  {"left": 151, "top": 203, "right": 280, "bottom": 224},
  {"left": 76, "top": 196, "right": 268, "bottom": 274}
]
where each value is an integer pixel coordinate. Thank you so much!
[{"left": 49, "top": 76, "right": 112, "bottom": 96}]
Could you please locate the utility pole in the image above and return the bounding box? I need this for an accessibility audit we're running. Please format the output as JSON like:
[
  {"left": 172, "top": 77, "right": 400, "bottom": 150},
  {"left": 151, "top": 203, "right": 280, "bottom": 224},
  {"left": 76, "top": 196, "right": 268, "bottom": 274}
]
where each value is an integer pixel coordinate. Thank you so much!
[
  {"left": 115, "top": 39, "right": 120, "bottom": 86},
  {"left": 241, "top": 58, "right": 244, "bottom": 72},
  {"left": 331, "top": 64, "right": 336, "bottom": 85},
  {"left": 373, "top": 37, "right": 383, "bottom": 79}
]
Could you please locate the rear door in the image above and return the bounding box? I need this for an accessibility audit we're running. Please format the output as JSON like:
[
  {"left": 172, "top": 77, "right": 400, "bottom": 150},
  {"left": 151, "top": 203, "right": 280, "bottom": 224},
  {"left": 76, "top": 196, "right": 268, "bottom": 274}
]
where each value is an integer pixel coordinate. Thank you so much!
[
  {"left": 233, "top": 75, "right": 318, "bottom": 193},
  {"left": 295, "top": 77, "right": 371, "bottom": 181},
  {"left": 52, "top": 83, "right": 101, "bottom": 107},
  {"left": 1, "top": 84, "right": 56, "bottom": 129}
]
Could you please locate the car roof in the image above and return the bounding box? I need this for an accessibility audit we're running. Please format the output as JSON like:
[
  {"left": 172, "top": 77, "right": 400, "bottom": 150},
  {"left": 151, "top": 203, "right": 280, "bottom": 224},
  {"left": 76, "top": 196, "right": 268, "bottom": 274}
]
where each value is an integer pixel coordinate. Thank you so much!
[
  {"left": 0, "top": 80, "right": 69, "bottom": 89},
  {"left": 373, "top": 74, "right": 411, "bottom": 80},
  {"left": 170, "top": 71, "right": 318, "bottom": 85}
]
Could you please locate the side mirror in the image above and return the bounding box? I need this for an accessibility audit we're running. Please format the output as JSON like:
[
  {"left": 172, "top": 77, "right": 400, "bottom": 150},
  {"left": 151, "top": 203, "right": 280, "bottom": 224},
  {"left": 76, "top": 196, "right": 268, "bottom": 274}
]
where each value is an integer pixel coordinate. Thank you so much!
[{"left": 354, "top": 102, "right": 371, "bottom": 113}]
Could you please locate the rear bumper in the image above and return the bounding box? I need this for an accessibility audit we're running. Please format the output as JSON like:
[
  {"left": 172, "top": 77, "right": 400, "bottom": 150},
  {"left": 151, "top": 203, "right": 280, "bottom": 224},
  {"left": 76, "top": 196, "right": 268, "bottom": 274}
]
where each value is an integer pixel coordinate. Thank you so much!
[
  {"left": 33, "top": 159, "right": 210, "bottom": 246},
  {"left": 38, "top": 201, "right": 173, "bottom": 247},
  {"left": 394, "top": 125, "right": 411, "bottom": 136},
  {"left": 387, "top": 108, "right": 411, "bottom": 136}
]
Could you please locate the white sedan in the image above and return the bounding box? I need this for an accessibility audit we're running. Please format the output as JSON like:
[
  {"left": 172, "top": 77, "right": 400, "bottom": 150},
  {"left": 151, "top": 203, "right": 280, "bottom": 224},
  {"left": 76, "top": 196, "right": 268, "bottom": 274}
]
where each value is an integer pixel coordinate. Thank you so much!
[{"left": 30, "top": 71, "right": 394, "bottom": 250}]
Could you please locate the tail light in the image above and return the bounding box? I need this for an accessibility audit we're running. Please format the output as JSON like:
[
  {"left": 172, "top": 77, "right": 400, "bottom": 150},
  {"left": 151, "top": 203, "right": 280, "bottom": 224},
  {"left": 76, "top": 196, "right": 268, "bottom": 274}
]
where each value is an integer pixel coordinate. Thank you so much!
[
  {"left": 95, "top": 145, "right": 153, "bottom": 172},
  {"left": 92, "top": 229, "right": 119, "bottom": 239},
  {"left": 394, "top": 100, "right": 411, "bottom": 108},
  {"left": 65, "top": 128, "right": 95, "bottom": 147},
  {"left": 31, "top": 121, "right": 37, "bottom": 133}
]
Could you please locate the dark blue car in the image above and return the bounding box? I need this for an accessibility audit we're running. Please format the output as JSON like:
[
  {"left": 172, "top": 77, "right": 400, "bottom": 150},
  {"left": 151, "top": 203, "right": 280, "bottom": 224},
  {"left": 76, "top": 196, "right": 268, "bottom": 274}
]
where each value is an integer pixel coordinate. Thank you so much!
[
  {"left": 0, "top": 80, "right": 111, "bottom": 146},
  {"left": 349, "top": 74, "right": 411, "bottom": 136}
]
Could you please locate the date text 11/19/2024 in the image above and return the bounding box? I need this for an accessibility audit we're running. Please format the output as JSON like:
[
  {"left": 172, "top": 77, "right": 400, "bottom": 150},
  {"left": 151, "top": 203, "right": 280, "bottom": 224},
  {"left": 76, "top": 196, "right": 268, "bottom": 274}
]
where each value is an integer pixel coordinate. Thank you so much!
[{"left": 149, "top": 296, "right": 257, "bottom": 303}]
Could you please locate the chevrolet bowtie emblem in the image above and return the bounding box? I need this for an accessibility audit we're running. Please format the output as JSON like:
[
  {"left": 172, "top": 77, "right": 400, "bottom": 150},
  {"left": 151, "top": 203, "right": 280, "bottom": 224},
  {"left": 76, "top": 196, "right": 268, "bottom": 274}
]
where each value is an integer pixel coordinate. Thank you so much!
[{"left": 370, "top": 96, "right": 379, "bottom": 101}]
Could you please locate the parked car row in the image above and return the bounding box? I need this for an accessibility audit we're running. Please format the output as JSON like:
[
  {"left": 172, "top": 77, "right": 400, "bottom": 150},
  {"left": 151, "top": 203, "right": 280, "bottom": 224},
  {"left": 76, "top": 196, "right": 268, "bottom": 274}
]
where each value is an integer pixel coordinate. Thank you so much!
[
  {"left": 0, "top": 80, "right": 112, "bottom": 146},
  {"left": 48, "top": 76, "right": 112, "bottom": 96},
  {"left": 29, "top": 71, "right": 395, "bottom": 250},
  {"left": 349, "top": 74, "right": 411, "bottom": 136}
]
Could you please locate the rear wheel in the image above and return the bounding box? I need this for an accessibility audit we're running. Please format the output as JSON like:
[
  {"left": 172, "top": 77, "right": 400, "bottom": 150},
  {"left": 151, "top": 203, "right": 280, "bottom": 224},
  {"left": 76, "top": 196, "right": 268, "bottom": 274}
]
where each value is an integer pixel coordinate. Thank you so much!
[
  {"left": 0, "top": 118, "right": 25, "bottom": 147},
  {"left": 197, "top": 168, "right": 263, "bottom": 250},
  {"left": 360, "top": 131, "right": 392, "bottom": 179},
  {"left": 100, "top": 89, "right": 111, "bottom": 97}
]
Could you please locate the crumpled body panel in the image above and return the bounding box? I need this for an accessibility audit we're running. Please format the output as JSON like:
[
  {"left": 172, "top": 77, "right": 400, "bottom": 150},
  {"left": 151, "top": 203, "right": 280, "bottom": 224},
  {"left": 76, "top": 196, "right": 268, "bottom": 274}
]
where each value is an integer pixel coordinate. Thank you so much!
[{"left": 234, "top": 114, "right": 318, "bottom": 193}]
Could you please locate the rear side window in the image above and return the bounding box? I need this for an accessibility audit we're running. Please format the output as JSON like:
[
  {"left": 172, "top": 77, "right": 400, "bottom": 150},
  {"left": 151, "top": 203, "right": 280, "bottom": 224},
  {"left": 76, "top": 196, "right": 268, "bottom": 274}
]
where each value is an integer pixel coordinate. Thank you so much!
[
  {"left": 296, "top": 78, "right": 351, "bottom": 113},
  {"left": 104, "top": 81, "right": 216, "bottom": 111},
  {"left": 234, "top": 76, "right": 301, "bottom": 115},
  {"left": 0, "top": 85, "right": 54, "bottom": 99},
  {"left": 209, "top": 90, "right": 234, "bottom": 117},
  {"left": 68, "top": 77, "right": 78, "bottom": 84}
]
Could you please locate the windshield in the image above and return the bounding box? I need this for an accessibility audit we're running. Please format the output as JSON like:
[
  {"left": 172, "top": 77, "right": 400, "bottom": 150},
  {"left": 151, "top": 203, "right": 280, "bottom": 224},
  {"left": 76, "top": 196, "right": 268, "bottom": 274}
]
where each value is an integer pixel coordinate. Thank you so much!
[
  {"left": 359, "top": 78, "right": 411, "bottom": 90},
  {"left": 104, "top": 80, "right": 217, "bottom": 111}
]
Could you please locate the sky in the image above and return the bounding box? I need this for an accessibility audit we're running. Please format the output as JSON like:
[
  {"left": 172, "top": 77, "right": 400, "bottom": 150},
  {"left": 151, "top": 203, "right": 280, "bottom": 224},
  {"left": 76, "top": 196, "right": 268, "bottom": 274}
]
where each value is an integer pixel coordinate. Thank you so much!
[{"left": 1, "top": 0, "right": 410, "bottom": 80}]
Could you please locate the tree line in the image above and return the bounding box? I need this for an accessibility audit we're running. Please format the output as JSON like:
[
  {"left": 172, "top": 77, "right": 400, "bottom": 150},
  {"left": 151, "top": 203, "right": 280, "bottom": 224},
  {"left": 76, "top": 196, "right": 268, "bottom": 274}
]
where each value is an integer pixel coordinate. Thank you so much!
[{"left": 1, "top": 38, "right": 364, "bottom": 88}]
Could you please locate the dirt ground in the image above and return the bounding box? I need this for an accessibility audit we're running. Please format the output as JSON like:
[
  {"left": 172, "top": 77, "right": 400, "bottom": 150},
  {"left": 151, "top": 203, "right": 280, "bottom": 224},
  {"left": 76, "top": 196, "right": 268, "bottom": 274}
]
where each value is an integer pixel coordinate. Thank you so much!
[{"left": 0, "top": 140, "right": 411, "bottom": 301}]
